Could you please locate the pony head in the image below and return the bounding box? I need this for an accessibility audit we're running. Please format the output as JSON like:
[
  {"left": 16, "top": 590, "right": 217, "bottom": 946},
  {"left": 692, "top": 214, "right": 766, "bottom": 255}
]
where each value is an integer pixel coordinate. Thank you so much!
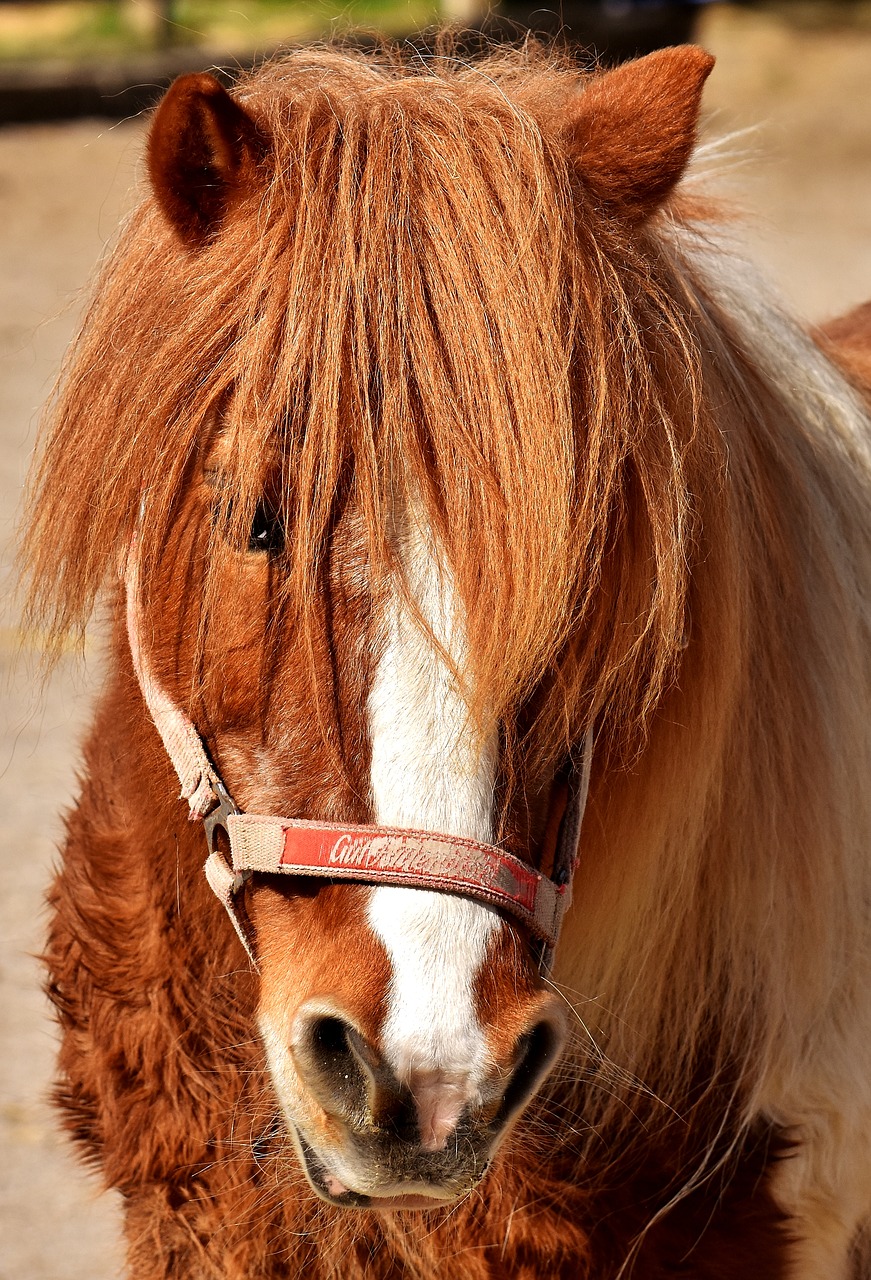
[{"left": 26, "top": 42, "right": 713, "bottom": 1208}]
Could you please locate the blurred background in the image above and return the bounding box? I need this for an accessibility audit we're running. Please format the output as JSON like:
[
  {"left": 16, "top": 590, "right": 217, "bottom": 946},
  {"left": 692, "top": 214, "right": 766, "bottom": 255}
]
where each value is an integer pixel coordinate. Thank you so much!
[
  {"left": 0, "top": 1, "right": 720, "bottom": 120},
  {"left": 1, "top": 2, "right": 870, "bottom": 1278},
  {"left": 0, "top": 0, "right": 869, "bottom": 121}
]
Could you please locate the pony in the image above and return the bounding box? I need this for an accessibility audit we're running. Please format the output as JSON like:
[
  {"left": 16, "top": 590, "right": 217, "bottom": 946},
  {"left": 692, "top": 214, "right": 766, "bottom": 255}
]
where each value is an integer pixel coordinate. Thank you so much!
[{"left": 22, "top": 37, "right": 871, "bottom": 1279}]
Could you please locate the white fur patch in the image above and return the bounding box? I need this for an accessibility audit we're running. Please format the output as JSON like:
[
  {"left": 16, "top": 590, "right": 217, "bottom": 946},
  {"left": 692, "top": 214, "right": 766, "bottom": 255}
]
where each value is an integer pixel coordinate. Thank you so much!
[{"left": 367, "top": 519, "right": 501, "bottom": 1145}]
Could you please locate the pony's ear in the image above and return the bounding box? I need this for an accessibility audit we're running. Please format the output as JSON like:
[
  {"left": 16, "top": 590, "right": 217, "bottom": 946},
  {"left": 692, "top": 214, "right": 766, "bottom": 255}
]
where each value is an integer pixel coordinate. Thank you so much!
[
  {"left": 564, "top": 45, "right": 714, "bottom": 225},
  {"left": 147, "top": 72, "right": 268, "bottom": 246}
]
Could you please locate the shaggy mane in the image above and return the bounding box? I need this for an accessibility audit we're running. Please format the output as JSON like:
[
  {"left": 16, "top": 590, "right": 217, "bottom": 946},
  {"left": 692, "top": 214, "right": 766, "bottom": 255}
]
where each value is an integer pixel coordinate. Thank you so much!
[{"left": 24, "top": 42, "right": 706, "bottom": 774}]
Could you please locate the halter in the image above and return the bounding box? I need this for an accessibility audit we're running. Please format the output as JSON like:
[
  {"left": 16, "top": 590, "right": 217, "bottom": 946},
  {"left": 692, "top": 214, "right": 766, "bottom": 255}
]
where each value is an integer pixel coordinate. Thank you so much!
[{"left": 126, "top": 550, "right": 592, "bottom": 971}]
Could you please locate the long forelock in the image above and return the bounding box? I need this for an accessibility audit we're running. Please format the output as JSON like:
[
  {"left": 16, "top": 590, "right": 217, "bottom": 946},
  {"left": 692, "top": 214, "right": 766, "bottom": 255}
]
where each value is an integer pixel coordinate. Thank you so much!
[{"left": 24, "top": 43, "right": 709, "bottom": 771}]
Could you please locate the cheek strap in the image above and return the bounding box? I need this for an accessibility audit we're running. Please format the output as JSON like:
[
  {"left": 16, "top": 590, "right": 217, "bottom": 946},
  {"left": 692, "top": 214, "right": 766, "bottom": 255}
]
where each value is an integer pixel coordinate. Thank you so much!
[
  {"left": 126, "top": 547, "right": 592, "bottom": 972},
  {"left": 125, "top": 547, "right": 223, "bottom": 820}
]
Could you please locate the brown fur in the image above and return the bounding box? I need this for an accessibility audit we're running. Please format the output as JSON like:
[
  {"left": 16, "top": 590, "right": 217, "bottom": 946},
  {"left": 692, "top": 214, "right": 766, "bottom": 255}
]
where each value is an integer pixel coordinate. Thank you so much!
[
  {"left": 24, "top": 38, "right": 871, "bottom": 1279},
  {"left": 820, "top": 300, "right": 871, "bottom": 391},
  {"left": 146, "top": 72, "right": 270, "bottom": 246},
  {"left": 564, "top": 45, "right": 714, "bottom": 223}
]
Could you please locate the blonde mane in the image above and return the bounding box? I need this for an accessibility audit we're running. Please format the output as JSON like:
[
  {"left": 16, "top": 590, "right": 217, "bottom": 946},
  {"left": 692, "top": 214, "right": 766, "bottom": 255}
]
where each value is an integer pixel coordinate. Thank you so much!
[{"left": 556, "top": 222, "right": 871, "bottom": 1158}]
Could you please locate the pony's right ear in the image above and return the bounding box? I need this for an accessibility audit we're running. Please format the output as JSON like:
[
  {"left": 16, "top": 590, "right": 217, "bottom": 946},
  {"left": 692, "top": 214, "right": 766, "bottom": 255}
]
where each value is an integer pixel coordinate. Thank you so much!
[{"left": 147, "top": 72, "right": 269, "bottom": 247}]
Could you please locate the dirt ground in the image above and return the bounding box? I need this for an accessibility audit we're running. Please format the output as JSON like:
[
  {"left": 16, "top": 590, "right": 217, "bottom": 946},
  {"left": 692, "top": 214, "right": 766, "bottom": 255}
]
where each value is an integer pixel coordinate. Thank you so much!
[{"left": 1, "top": 5, "right": 870, "bottom": 1277}]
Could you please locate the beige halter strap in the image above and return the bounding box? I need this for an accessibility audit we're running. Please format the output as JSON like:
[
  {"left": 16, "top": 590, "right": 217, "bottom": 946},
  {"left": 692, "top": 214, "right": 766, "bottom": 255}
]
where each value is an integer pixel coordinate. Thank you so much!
[{"left": 125, "top": 547, "right": 592, "bottom": 970}]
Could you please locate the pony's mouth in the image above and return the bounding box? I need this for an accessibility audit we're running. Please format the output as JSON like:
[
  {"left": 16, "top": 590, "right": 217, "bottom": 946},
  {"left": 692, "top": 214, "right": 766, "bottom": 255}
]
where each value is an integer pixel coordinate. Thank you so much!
[{"left": 293, "top": 1129, "right": 468, "bottom": 1211}]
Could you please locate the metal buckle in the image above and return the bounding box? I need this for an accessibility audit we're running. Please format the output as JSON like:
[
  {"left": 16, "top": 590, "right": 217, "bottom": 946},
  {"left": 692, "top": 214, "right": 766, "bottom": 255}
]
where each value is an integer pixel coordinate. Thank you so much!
[{"left": 202, "top": 777, "right": 251, "bottom": 893}]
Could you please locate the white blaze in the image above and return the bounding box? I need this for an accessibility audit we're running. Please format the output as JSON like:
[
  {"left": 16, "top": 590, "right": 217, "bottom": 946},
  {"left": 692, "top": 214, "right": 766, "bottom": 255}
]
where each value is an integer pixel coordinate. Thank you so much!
[{"left": 366, "top": 520, "right": 501, "bottom": 1149}]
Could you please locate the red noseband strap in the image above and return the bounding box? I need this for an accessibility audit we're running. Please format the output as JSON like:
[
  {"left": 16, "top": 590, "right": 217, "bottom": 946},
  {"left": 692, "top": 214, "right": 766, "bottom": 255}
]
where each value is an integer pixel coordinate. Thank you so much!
[
  {"left": 204, "top": 811, "right": 577, "bottom": 967},
  {"left": 201, "top": 742, "right": 590, "bottom": 971},
  {"left": 126, "top": 545, "right": 592, "bottom": 971}
]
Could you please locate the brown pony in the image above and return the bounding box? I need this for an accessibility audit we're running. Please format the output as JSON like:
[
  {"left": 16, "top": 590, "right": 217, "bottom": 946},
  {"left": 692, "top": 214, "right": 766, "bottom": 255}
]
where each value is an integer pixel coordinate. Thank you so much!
[{"left": 23, "top": 39, "right": 871, "bottom": 1279}]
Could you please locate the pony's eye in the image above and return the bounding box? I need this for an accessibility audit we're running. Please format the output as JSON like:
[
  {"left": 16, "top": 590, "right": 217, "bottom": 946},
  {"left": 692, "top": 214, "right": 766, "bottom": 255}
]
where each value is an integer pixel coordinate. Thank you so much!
[{"left": 248, "top": 500, "right": 284, "bottom": 554}]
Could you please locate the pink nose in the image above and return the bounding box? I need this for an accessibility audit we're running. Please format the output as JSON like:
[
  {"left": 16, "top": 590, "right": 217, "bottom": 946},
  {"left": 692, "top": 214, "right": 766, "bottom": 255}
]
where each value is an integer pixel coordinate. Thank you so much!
[{"left": 411, "top": 1070, "right": 474, "bottom": 1151}]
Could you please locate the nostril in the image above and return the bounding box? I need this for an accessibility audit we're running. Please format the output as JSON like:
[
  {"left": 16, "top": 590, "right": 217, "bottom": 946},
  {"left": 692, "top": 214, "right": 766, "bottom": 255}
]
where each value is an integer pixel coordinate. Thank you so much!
[
  {"left": 496, "top": 1018, "right": 565, "bottom": 1127},
  {"left": 293, "top": 1010, "right": 376, "bottom": 1122},
  {"left": 295, "top": 1011, "right": 419, "bottom": 1139},
  {"left": 311, "top": 1015, "right": 350, "bottom": 1059}
]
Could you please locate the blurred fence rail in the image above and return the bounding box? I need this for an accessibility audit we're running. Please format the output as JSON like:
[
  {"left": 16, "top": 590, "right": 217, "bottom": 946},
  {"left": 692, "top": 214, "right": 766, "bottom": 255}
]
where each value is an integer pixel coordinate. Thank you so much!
[
  {"left": 0, "top": 0, "right": 714, "bottom": 123},
  {"left": 1, "top": 2, "right": 869, "bottom": 124}
]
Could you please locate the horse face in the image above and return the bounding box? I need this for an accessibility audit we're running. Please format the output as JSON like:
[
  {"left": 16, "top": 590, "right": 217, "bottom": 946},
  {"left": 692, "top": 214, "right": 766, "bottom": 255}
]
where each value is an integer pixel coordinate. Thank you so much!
[{"left": 150, "top": 445, "right": 566, "bottom": 1209}]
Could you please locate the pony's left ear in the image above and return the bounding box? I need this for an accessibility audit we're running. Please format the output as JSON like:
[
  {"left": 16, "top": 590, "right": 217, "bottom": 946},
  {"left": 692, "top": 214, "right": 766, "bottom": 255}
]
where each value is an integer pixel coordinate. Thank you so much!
[
  {"left": 564, "top": 45, "right": 714, "bottom": 225},
  {"left": 147, "top": 72, "right": 269, "bottom": 246}
]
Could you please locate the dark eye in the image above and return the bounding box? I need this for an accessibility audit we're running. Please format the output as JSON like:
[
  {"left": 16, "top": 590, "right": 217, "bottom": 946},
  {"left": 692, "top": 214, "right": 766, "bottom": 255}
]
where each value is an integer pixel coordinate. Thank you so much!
[{"left": 248, "top": 500, "right": 284, "bottom": 554}]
